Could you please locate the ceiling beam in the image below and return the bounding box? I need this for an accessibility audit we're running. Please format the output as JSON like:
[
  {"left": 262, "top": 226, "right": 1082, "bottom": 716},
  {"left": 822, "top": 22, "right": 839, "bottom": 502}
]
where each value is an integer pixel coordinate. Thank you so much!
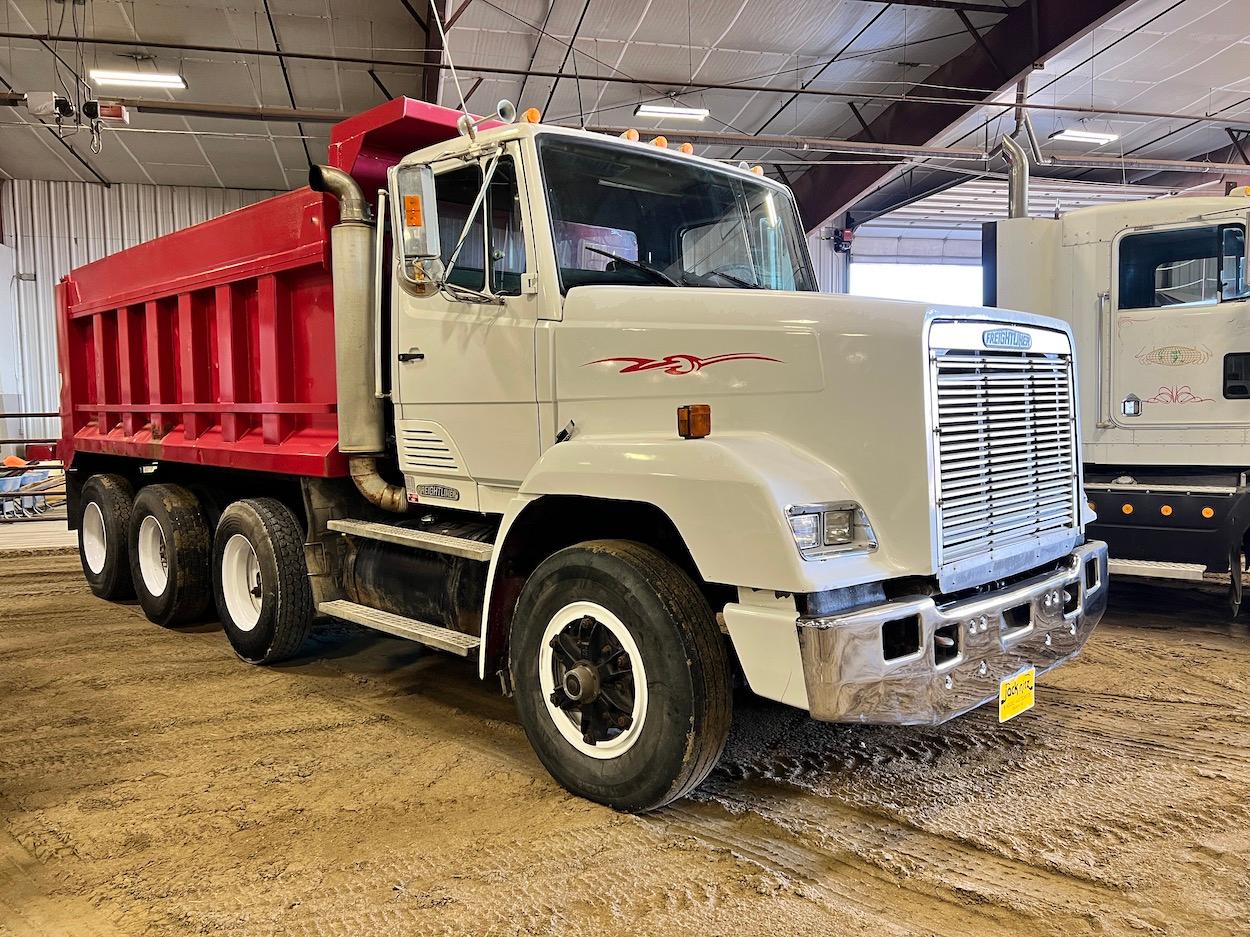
[
  {"left": 787, "top": 0, "right": 1144, "bottom": 231},
  {"left": 6, "top": 28, "right": 1242, "bottom": 128},
  {"left": 852, "top": 0, "right": 1014, "bottom": 13}
]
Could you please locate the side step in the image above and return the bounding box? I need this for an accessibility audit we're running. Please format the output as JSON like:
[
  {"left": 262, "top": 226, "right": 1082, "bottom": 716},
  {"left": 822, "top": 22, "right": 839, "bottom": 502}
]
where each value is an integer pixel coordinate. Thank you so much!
[
  {"left": 1108, "top": 559, "right": 1207, "bottom": 581},
  {"left": 318, "top": 600, "right": 480, "bottom": 656},
  {"left": 327, "top": 518, "right": 494, "bottom": 562}
]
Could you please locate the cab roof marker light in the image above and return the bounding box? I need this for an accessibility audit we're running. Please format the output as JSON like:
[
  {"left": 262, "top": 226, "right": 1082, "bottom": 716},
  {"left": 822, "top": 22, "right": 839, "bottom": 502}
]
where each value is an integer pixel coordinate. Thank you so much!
[
  {"left": 89, "top": 69, "right": 185, "bottom": 89},
  {"left": 619, "top": 128, "right": 639, "bottom": 141},
  {"left": 634, "top": 103, "right": 709, "bottom": 121}
]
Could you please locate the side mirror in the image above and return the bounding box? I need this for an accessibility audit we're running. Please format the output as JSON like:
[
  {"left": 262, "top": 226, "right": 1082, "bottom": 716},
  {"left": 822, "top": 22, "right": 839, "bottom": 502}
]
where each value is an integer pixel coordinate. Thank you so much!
[
  {"left": 1243, "top": 213, "right": 1250, "bottom": 294},
  {"left": 390, "top": 164, "right": 441, "bottom": 293}
]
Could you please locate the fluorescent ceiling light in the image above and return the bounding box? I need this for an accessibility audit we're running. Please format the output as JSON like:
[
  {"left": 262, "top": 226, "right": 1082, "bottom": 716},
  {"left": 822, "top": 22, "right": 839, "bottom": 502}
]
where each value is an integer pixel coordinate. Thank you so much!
[
  {"left": 634, "top": 103, "right": 708, "bottom": 121},
  {"left": 1048, "top": 128, "right": 1119, "bottom": 145},
  {"left": 89, "top": 69, "right": 185, "bottom": 89}
]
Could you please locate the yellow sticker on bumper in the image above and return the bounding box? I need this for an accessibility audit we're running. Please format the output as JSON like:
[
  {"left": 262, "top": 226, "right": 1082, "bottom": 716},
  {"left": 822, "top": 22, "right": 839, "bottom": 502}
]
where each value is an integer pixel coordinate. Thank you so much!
[{"left": 999, "top": 666, "right": 1036, "bottom": 723}]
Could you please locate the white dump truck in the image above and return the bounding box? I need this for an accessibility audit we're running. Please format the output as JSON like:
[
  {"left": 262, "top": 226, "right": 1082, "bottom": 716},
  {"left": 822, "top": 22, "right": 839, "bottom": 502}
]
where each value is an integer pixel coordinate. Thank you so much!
[
  {"left": 984, "top": 139, "right": 1250, "bottom": 611},
  {"left": 59, "top": 98, "right": 1107, "bottom": 812}
]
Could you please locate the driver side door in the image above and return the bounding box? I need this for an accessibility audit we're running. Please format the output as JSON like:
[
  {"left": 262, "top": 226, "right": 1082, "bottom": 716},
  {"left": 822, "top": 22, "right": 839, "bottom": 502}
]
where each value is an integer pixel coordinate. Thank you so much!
[{"left": 391, "top": 146, "right": 540, "bottom": 510}]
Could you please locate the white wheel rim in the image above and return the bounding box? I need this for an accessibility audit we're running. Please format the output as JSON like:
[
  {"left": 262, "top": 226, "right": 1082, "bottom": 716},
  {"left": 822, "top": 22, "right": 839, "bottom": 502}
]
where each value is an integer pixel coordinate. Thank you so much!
[
  {"left": 137, "top": 514, "right": 169, "bottom": 596},
  {"left": 539, "top": 600, "right": 648, "bottom": 760},
  {"left": 221, "top": 534, "right": 263, "bottom": 632},
  {"left": 82, "top": 501, "right": 107, "bottom": 575}
]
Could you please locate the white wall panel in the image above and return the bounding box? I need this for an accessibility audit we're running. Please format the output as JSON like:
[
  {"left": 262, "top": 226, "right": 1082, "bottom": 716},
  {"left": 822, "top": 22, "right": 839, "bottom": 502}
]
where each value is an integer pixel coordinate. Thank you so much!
[{"left": 0, "top": 180, "right": 281, "bottom": 441}]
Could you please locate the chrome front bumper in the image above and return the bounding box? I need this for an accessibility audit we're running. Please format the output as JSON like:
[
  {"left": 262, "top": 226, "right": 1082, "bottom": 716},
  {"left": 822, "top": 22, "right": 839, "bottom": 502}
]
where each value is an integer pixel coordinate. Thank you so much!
[{"left": 796, "top": 541, "right": 1108, "bottom": 725}]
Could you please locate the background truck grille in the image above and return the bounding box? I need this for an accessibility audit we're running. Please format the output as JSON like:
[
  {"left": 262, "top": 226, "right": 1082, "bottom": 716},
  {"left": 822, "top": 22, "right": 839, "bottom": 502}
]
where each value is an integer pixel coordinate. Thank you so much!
[{"left": 933, "top": 348, "right": 1077, "bottom": 564}]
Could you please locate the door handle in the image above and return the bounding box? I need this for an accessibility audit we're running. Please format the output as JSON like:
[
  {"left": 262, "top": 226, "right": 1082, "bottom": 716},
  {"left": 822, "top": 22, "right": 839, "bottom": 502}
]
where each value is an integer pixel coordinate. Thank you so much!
[{"left": 398, "top": 351, "right": 425, "bottom": 362}]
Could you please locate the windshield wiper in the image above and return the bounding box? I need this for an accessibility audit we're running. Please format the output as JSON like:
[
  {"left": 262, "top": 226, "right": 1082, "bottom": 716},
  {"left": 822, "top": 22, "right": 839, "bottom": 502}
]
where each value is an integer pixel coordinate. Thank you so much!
[
  {"left": 695, "top": 268, "right": 763, "bottom": 290},
  {"left": 585, "top": 246, "right": 680, "bottom": 287}
]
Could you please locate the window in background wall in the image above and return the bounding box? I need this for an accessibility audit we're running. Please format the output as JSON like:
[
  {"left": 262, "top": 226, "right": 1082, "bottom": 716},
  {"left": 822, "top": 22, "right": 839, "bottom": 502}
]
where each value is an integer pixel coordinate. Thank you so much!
[{"left": 849, "top": 263, "right": 984, "bottom": 306}]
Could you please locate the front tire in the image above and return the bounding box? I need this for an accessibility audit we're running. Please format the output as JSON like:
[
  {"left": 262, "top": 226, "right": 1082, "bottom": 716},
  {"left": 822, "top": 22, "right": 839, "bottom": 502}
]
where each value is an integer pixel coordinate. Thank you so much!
[
  {"left": 78, "top": 473, "right": 135, "bottom": 600},
  {"left": 510, "top": 540, "right": 732, "bottom": 813},
  {"left": 128, "top": 484, "right": 212, "bottom": 626},
  {"left": 212, "top": 498, "right": 313, "bottom": 664}
]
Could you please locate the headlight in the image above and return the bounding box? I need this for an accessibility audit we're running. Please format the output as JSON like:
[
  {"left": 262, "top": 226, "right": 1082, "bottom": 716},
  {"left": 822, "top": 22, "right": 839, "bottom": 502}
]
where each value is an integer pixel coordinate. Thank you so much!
[
  {"left": 786, "top": 502, "right": 876, "bottom": 559},
  {"left": 823, "top": 509, "right": 854, "bottom": 545},
  {"left": 788, "top": 513, "right": 822, "bottom": 551}
]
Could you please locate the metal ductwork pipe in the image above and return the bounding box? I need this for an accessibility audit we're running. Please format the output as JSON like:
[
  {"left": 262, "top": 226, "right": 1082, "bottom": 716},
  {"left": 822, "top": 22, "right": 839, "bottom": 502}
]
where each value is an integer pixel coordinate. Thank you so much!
[
  {"left": 310, "top": 164, "right": 406, "bottom": 513},
  {"left": 1002, "top": 134, "right": 1030, "bottom": 219}
]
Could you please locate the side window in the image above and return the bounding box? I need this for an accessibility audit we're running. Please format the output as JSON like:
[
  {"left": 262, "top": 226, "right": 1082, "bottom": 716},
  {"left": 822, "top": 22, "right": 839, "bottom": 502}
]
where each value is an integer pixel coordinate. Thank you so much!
[
  {"left": 1225, "top": 353, "right": 1250, "bottom": 399},
  {"left": 1119, "top": 224, "right": 1249, "bottom": 309},
  {"left": 488, "top": 157, "right": 526, "bottom": 295},
  {"left": 435, "top": 164, "right": 485, "bottom": 291}
]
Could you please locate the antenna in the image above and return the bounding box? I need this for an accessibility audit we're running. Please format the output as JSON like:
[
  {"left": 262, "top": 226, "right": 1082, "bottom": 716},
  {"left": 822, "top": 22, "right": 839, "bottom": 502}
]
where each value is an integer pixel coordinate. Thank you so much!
[{"left": 428, "top": 1, "right": 469, "bottom": 116}]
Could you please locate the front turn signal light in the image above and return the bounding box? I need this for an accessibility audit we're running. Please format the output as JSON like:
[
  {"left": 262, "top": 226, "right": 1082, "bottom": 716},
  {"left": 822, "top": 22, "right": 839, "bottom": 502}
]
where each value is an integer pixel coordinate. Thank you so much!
[{"left": 676, "top": 403, "right": 711, "bottom": 439}]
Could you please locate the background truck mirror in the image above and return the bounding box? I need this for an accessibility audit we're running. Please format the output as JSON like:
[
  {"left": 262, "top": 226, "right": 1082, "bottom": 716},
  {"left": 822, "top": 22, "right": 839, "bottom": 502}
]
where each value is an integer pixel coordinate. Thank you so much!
[{"left": 392, "top": 164, "right": 440, "bottom": 263}]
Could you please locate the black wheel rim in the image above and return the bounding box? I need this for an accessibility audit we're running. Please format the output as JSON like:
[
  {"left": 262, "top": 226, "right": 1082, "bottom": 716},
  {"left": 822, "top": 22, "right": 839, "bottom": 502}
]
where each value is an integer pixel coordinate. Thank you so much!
[{"left": 547, "top": 614, "right": 636, "bottom": 746}]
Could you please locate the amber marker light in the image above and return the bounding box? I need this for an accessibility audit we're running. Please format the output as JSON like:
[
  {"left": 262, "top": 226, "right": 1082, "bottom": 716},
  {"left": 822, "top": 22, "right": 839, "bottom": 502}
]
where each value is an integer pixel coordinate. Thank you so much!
[
  {"left": 677, "top": 404, "right": 711, "bottom": 439},
  {"left": 619, "top": 128, "right": 639, "bottom": 141},
  {"left": 521, "top": 107, "right": 542, "bottom": 123},
  {"left": 1121, "top": 504, "right": 1133, "bottom": 515},
  {"left": 750, "top": 165, "right": 764, "bottom": 175},
  {"left": 1202, "top": 506, "right": 1215, "bottom": 518},
  {"left": 651, "top": 135, "right": 668, "bottom": 148},
  {"left": 679, "top": 142, "right": 694, "bottom": 154},
  {"left": 1160, "top": 505, "right": 1173, "bottom": 517}
]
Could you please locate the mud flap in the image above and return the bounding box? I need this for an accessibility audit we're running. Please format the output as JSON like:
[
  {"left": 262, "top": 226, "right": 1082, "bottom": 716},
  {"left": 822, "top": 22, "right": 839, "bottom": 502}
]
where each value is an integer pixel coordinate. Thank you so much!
[{"left": 1229, "top": 546, "right": 1243, "bottom": 619}]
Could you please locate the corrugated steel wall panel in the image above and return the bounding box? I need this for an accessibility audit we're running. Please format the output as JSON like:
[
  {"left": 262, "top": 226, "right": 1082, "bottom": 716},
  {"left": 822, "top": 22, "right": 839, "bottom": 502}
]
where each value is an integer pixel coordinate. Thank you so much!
[
  {"left": 0, "top": 180, "right": 281, "bottom": 441},
  {"left": 808, "top": 228, "right": 848, "bottom": 293}
]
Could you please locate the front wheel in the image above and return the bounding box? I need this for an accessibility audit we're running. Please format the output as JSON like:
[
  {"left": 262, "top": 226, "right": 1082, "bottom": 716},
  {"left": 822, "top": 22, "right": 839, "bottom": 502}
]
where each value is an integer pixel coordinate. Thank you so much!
[{"left": 510, "top": 540, "right": 731, "bottom": 813}]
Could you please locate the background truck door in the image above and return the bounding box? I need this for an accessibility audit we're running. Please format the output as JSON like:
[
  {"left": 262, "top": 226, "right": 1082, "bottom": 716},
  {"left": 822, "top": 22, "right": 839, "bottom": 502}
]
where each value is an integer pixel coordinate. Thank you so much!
[
  {"left": 392, "top": 145, "right": 540, "bottom": 507},
  {"left": 1111, "top": 222, "right": 1250, "bottom": 427}
]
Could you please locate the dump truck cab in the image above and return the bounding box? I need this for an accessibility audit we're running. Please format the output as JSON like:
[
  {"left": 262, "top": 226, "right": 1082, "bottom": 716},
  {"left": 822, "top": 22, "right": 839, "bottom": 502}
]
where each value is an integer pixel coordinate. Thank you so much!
[
  {"left": 985, "top": 187, "right": 1250, "bottom": 609},
  {"left": 58, "top": 98, "right": 1107, "bottom": 812}
]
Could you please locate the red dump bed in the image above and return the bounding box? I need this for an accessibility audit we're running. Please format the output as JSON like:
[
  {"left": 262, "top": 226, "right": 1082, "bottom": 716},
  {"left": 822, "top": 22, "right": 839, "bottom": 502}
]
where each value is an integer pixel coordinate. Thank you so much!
[{"left": 57, "top": 97, "right": 480, "bottom": 477}]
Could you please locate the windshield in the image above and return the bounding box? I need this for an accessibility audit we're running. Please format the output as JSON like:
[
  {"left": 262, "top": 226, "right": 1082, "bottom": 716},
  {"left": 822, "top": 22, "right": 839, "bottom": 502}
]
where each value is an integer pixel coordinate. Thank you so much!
[{"left": 538, "top": 135, "right": 817, "bottom": 293}]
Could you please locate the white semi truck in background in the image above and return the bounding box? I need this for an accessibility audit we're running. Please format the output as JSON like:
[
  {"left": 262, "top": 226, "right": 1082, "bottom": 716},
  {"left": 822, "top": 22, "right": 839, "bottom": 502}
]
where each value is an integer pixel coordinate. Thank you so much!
[
  {"left": 984, "top": 140, "right": 1250, "bottom": 612},
  {"left": 60, "top": 98, "right": 1107, "bottom": 812}
]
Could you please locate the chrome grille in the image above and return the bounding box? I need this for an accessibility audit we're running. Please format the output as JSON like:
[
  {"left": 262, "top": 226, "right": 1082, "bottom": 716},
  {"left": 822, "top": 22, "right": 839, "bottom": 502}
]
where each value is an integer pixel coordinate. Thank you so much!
[{"left": 933, "top": 348, "right": 1077, "bottom": 565}]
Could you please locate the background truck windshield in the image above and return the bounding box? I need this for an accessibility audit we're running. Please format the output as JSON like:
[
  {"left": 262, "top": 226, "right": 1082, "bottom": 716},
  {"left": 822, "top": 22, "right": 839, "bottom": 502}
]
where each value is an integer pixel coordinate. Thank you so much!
[{"left": 538, "top": 135, "right": 817, "bottom": 293}]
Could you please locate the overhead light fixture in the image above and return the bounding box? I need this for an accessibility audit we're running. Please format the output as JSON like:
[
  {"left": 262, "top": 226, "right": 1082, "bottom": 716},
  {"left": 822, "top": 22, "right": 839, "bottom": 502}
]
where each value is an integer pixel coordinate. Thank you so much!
[
  {"left": 89, "top": 68, "right": 186, "bottom": 89},
  {"left": 1048, "top": 128, "right": 1119, "bottom": 145},
  {"left": 634, "top": 103, "right": 708, "bottom": 121}
]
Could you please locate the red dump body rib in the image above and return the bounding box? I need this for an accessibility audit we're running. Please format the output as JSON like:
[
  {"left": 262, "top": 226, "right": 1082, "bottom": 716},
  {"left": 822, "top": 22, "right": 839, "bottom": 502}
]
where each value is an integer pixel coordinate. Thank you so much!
[{"left": 57, "top": 97, "right": 481, "bottom": 478}]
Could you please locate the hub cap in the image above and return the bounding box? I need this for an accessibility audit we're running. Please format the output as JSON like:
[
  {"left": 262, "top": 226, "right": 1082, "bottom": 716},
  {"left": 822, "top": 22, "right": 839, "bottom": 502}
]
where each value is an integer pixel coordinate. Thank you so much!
[
  {"left": 82, "top": 502, "right": 107, "bottom": 575},
  {"left": 539, "top": 601, "right": 648, "bottom": 760},
  {"left": 221, "top": 534, "right": 263, "bottom": 632},
  {"left": 137, "top": 514, "right": 169, "bottom": 596}
]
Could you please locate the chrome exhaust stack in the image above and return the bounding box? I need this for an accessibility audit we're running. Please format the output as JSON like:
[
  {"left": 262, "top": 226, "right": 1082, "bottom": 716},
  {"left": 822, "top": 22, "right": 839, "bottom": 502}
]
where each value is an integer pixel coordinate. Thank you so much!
[
  {"left": 310, "top": 165, "right": 406, "bottom": 513},
  {"left": 1002, "top": 134, "right": 1030, "bottom": 219}
]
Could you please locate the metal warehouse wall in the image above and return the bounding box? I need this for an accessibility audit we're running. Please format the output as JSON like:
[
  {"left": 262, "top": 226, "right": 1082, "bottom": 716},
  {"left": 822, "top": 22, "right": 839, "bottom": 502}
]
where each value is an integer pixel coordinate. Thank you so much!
[
  {"left": 807, "top": 228, "right": 848, "bottom": 293},
  {"left": 0, "top": 180, "right": 282, "bottom": 441}
]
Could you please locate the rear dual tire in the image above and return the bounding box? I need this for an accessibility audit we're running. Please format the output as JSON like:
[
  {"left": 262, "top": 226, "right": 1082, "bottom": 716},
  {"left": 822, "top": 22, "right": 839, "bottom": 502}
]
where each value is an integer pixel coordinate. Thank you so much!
[
  {"left": 127, "top": 484, "right": 213, "bottom": 627},
  {"left": 211, "top": 498, "right": 314, "bottom": 664},
  {"left": 78, "top": 473, "right": 135, "bottom": 600}
]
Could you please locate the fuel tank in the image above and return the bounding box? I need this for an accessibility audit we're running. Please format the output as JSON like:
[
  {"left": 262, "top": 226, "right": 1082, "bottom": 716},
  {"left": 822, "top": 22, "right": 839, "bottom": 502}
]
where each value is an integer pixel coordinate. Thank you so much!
[{"left": 339, "top": 512, "right": 497, "bottom": 635}]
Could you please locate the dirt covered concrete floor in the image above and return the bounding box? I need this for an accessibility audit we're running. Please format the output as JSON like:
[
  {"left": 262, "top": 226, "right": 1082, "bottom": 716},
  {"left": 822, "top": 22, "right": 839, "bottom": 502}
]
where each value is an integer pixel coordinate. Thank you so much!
[{"left": 2, "top": 552, "right": 1249, "bottom": 936}]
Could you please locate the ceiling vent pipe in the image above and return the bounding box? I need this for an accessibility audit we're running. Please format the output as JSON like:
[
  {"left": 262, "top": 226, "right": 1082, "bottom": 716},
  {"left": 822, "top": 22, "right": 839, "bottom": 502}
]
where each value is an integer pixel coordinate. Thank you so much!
[{"left": 310, "top": 164, "right": 407, "bottom": 514}]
